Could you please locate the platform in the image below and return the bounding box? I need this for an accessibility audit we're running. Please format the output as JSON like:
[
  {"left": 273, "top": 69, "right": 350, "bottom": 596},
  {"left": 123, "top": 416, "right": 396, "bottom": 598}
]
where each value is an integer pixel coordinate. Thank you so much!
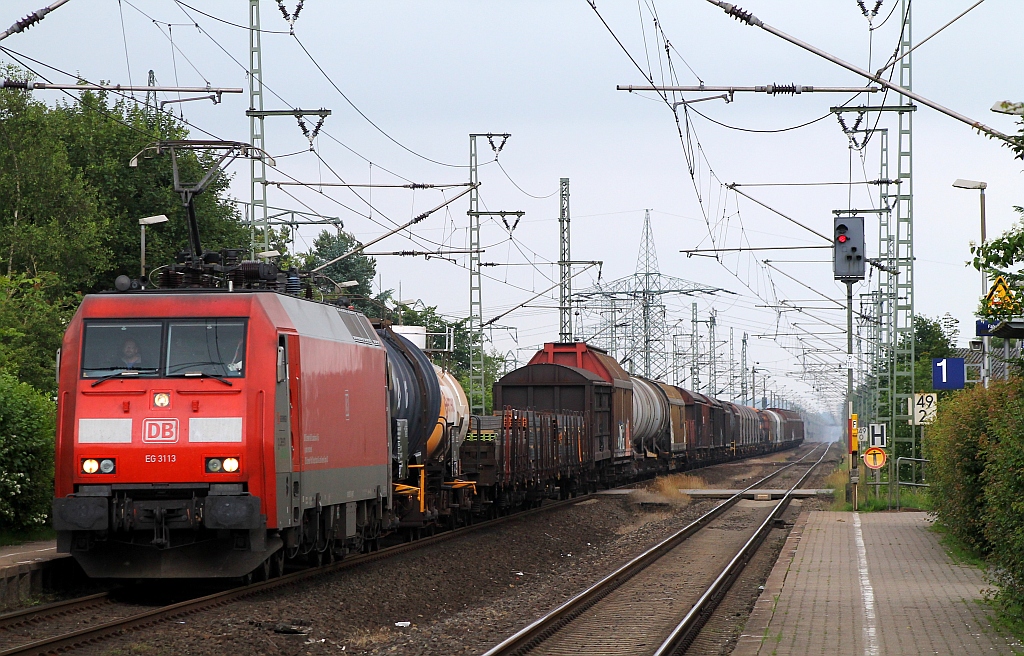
[
  {"left": 734, "top": 511, "right": 1023, "bottom": 655},
  {"left": 0, "top": 540, "right": 72, "bottom": 608}
]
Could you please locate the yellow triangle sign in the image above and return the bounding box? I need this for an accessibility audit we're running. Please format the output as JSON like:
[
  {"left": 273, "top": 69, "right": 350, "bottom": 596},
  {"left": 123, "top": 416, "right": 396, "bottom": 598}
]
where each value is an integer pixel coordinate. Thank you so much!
[{"left": 986, "top": 276, "right": 1014, "bottom": 307}]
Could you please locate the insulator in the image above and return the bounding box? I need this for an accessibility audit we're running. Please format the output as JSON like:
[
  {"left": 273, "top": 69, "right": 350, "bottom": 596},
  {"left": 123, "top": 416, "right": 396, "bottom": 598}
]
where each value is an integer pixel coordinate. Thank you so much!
[
  {"left": 285, "top": 270, "right": 301, "bottom": 296},
  {"left": 725, "top": 4, "right": 759, "bottom": 26},
  {"left": 768, "top": 84, "right": 798, "bottom": 96},
  {"left": 181, "top": 269, "right": 203, "bottom": 288},
  {"left": 160, "top": 269, "right": 183, "bottom": 289},
  {"left": 240, "top": 261, "right": 261, "bottom": 281},
  {"left": 227, "top": 267, "right": 246, "bottom": 288},
  {"left": 220, "top": 248, "right": 243, "bottom": 267}
]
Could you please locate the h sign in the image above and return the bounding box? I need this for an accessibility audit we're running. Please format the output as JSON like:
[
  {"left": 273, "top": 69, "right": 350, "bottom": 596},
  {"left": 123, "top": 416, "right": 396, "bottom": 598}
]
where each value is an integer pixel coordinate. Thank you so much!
[
  {"left": 932, "top": 357, "right": 965, "bottom": 390},
  {"left": 142, "top": 418, "right": 179, "bottom": 443},
  {"left": 868, "top": 423, "right": 887, "bottom": 448}
]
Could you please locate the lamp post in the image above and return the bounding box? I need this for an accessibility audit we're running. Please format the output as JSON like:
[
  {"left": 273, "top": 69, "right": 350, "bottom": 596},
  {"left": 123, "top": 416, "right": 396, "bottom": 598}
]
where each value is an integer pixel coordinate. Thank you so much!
[
  {"left": 952, "top": 179, "right": 989, "bottom": 386},
  {"left": 138, "top": 214, "right": 169, "bottom": 281}
]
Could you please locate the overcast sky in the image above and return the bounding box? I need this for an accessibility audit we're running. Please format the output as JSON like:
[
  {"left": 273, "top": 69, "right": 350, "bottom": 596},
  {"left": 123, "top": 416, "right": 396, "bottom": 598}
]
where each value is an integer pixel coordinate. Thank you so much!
[{"left": 5, "top": 0, "right": 1021, "bottom": 416}]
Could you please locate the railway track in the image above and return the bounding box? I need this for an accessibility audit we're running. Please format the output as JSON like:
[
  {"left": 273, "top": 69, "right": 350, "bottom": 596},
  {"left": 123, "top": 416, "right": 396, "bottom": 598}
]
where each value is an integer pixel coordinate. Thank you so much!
[
  {"left": 0, "top": 491, "right": 602, "bottom": 656},
  {"left": 482, "top": 443, "right": 830, "bottom": 656}
]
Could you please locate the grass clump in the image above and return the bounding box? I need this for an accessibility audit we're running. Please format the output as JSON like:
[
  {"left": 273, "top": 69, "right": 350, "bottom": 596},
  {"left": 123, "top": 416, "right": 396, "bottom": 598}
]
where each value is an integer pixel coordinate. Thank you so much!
[
  {"left": 631, "top": 473, "right": 708, "bottom": 508},
  {"left": 824, "top": 468, "right": 848, "bottom": 509}
]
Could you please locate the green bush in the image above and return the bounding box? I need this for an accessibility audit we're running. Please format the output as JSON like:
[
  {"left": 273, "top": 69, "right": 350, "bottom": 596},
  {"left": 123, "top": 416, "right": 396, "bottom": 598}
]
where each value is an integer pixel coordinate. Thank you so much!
[
  {"left": 925, "top": 377, "right": 1024, "bottom": 621},
  {"left": 0, "top": 371, "right": 54, "bottom": 530},
  {"left": 982, "top": 386, "right": 1024, "bottom": 614},
  {"left": 925, "top": 379, "right": 1020, "bottom": 554}
]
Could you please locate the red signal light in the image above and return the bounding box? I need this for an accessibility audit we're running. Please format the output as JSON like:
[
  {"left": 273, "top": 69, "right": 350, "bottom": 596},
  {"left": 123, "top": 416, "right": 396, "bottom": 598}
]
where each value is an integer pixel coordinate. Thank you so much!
[{"left": 837, "top": 234, "right": 848, "bottom": 243}]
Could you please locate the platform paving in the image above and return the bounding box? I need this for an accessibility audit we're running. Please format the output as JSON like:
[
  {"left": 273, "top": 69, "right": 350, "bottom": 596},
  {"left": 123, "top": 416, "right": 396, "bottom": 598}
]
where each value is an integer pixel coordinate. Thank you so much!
[
  {"left": 0, "top": 541, "right": 57, "bottom": 569},
  {"left": 0, "top": 540, "right": 68, "bottom": 608},
  {"left": 734, "top": 511, "right": 1023, "bottom": 655}
]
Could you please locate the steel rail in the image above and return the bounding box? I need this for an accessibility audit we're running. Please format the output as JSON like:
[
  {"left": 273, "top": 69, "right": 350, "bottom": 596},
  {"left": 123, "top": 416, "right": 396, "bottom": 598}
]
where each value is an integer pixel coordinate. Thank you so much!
[
  {"left": 0, "top": 593, "right": 111, "bottom": 631},
  {"left": 0, "top": 490, "right": 605, "bottom": 656},
  {"left": 654, "top": 443, "right": 832, "bottom": 656},
  {"left": 481, "top": 444, "right": 825, "bottom": 656}
]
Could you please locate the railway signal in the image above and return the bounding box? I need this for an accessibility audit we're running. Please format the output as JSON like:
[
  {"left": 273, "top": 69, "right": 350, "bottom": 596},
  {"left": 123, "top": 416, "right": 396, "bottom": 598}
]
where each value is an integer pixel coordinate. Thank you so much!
[{"left": 833, "top": 216, "right": 865, "bottom": 281}]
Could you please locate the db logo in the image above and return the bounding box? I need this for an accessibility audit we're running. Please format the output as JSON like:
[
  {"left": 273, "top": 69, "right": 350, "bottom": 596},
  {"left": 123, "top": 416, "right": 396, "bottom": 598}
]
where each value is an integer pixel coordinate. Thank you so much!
[{"left": 143, "top": 418, "right": 179, "bottom": 443}]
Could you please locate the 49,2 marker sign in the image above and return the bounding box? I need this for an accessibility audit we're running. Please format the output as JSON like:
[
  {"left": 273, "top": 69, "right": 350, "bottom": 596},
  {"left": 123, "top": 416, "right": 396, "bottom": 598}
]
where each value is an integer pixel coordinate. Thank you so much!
[{"left": 909, "top": 393, "right": 937, "bottom": 425}]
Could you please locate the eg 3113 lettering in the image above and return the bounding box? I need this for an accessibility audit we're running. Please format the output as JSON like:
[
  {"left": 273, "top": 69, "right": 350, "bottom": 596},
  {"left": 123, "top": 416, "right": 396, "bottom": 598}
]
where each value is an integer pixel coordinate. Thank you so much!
[{"left": 145, "top": 454, "right": 177, "bottom": 463}]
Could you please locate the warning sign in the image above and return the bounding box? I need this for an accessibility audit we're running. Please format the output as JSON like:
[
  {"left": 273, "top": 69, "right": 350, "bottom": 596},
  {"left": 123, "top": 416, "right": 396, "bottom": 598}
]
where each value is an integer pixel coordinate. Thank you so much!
[
  {"left": 862, "top": 447, "right": 887, "bottom": 470},
  {"left": 984, "top": 275, "right": 1021, "bottom": 316}
]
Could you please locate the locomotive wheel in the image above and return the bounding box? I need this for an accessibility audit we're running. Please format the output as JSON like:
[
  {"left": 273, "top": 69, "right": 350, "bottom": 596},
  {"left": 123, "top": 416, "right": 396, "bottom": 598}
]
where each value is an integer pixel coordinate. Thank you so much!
[
  {"left": 308, "top": 549, "right": 323, "bottom": 568},
  {"left": 254, "top": 557, "right": 271, "bottom": 582},
  {"left": 271, "top": 549, "right": 286, "bottom": 578}
]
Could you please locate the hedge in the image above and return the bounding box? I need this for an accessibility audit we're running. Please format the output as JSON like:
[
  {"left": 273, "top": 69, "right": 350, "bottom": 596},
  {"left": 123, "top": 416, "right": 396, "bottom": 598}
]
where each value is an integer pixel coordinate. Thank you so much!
[
  {"left": 0, "top": 371, "right": 54, "bottom": 530},
  {"left": 925, "top": 377, "right": 1024, "bottom": 619}
]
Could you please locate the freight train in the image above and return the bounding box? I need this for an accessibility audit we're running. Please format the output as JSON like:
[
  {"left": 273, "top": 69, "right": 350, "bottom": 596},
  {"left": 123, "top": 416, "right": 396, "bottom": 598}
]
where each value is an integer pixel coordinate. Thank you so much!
[{"left": 52, "top": 281, "right": 802, "bottom": 580}]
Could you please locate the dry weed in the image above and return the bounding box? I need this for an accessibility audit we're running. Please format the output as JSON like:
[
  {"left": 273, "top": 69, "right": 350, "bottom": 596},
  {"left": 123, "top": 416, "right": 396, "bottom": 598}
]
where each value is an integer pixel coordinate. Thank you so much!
[
  {"left": 628, "top": 473, "right": 709, "bottom": 509},
  {"left": 345, "top": 627, "right": 393, "bottom": 649}
]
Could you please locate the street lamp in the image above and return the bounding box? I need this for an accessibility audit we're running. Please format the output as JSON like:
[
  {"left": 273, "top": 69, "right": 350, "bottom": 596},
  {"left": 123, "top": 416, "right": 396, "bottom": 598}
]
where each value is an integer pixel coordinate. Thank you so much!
[
  {"left": 991, "top": 101, "right": 1024, "bottom": 116},
  {"left": 952, "top": 179, "right": 988, "bottom": 386},
  {"left": 138, "top": 214, "right": 169, "bottom": 280},
  {"left": 393, "top": 298, "right": 419, "bottom": 326}
]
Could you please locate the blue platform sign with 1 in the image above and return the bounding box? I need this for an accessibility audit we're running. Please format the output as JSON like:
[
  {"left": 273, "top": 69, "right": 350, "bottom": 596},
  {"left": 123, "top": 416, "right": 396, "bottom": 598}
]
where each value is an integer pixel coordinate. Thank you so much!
[{"left": 932, "top": 357, "right": 965, "bottom": 390}]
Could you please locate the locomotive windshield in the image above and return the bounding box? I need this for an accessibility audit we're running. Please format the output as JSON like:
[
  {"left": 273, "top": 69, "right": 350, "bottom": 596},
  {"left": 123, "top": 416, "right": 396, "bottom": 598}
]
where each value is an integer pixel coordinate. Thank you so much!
[
  {"left": 80, "top": 319, "right": 246, "bottom": 378},
  {"left": 81, "top": 322, "right": 163, "bottom": 377},
  {"left": 166, "top": 320, "right": 246, "bottom": 378}
]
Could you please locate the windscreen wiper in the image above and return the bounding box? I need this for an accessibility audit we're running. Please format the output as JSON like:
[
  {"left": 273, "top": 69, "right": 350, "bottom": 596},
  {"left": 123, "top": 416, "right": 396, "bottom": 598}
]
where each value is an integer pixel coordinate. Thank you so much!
[
  {"left": 88, "top": 368, "right": 158, "bottom": 388},
  {"left": 175, "top": 371, "right": 233, "bottom": 387}
]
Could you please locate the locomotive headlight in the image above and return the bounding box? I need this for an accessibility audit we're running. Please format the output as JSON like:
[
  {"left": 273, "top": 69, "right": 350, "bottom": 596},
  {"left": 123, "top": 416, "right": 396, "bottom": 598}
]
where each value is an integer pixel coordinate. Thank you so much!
[
  {"left": 81, "top": 458, "right": 100, "bottom": 474},
  {"left": 153, "top": 392, "right": 170, "bottom": 408},
  {"left": 222, "top": 457, "right": 239, "bottom": 473},
  {"left": 206, "top": 458, "right": 222, "bottom": 473},
  {"left": 99, "top": 458, "right": 116, "bottom": 474}
]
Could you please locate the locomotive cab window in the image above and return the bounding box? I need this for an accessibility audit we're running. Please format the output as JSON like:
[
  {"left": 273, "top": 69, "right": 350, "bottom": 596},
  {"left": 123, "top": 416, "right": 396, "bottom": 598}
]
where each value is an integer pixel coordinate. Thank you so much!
[
  {"left": 166, "top": 320, "right": 247, "bottom": 378},
  {"left": 81, "top": 322, "right": 162, "bottom": 377}
]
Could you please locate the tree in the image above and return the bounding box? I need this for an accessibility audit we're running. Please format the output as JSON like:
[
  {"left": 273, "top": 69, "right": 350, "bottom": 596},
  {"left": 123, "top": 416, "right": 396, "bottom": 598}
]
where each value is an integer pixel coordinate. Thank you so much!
[
  {"left": 0, "top": 81, "right": 109, "bottom": 292},
  {"left": 912, "top": 315, "right": 955, "bottom": 392},
  {"left": 0, "top": 371, "right": 54, "bottom": 531},
  {"left": 54, "top": 91, "right": 248, "bottom": 292},
  {"left": 0, "top": 274, "right": 76, "bottom": 396},
  {"left": 301, "top": 229, "right": 379, "bottom": 315}
]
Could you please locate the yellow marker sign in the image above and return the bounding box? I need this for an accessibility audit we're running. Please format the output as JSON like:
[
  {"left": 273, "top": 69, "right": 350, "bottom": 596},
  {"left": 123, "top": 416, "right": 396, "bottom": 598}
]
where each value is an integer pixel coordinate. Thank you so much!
[
  {"left": 984, "top": 275, "right": 1020, "bottom": 315},
  {"left": 863, "top": 447, "right": 887, "bottom": 470}
]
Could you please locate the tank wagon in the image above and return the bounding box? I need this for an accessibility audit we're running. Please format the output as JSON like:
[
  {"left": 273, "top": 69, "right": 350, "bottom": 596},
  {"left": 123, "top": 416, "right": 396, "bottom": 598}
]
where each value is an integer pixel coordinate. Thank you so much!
[{"left": 52, "top": 289, "right": 801, "bottom": 580}]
